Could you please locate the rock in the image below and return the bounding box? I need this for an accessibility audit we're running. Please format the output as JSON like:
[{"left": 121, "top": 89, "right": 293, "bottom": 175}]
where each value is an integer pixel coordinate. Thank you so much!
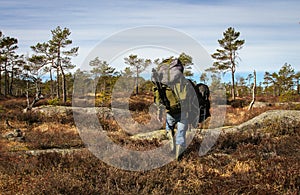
[
  {"left": 252, "top": 101, "right": 300, "bottom": 108},
  {"left": 131, "top": 110, "right": 300, "bottom": 140},
  {"left": 237, "top": 110, "right": 300, "bottom": 130},
  {"left": 25, "top": 148, "right": 85, "bottom": 156},
  {"left": 32, "top": 106, "right": 73, "bottom": 117},
  {"left": 252, "top": 101, "right": 273, "bottom": 108},
  {"left": 131, "top": 129, "right": 167, "bottom": 140},
  {"left": 3, "top": 129, "right": 25, "bottom": 142},
  {"left": 221, "top": 110, "right": 300, "bottom": 134},
  {"left": 32, "top": 106, "right": 114, "bottom": 119}
]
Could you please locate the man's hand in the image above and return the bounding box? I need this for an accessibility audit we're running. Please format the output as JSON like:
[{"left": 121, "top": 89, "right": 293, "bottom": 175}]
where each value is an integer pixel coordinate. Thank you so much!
[
  {"left": 157, "top": 108, "right": 163, "bottom": 122},
  {"left": 149, "top": 104, "right": 164, "bottom": 125}
]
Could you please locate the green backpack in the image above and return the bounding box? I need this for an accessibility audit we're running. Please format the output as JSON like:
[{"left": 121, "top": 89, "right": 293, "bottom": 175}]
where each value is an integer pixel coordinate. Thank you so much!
[
  {"left": 153, "top": 82, "right": 187, "bottom": 113},
  {"left": 151, "top": 58, "right": 187, "bottom": 113},
  {"left": 151, "top": 58, "right": 211, "bottom": 127}
]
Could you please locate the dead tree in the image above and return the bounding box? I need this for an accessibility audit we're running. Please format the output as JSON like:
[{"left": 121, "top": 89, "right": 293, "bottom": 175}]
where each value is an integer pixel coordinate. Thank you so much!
[
  {"left": 24, "top": 55, "right": 45, "bottom": 112},
  {"left": 24, "top": 78, "right": 42, "bottom": 112},
  {"left": 248, "top": 70, "right": 256, "bottom": 111}
]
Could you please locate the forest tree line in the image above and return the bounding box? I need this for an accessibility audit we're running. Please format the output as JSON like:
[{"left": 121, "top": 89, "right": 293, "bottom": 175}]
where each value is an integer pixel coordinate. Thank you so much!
[{"left": 1, "top": 26, "right": 299, "bottom": 107}]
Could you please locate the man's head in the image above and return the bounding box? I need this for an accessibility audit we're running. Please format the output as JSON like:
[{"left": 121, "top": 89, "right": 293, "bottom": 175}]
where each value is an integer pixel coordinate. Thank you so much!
[{"left": 170, "top": 58, "right": 184, "bottom": 73}]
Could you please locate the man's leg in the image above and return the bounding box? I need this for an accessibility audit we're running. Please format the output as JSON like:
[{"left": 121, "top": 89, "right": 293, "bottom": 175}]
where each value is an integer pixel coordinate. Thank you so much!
[
  {"left": 175, "top": 114, "right": 188, "bottom": 161},
  {"left": 175, "top": 115, "right": 188, "bottom": 147},
  {"left": 166, "top": 113, "right": 176, "bottom": 153}
]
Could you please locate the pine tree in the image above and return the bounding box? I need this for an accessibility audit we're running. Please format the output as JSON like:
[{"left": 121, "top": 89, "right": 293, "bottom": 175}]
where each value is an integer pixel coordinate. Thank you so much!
[
  {"left": 89, "top": 57, "right": 115, "bottom": 92},
  {"left": 49, "top": 26, "right": 78, "bottom": 103},
  {"left": 0, "top": 34, "right": 18, "bottom": 96},
  {"left": 209, "top": 27, "right": 245, "bottom": 100},
  {"left": 295, "top": 71, "right": 300, "bottom": 94},
  {"left": 178, "top": 52, "right": 193, "bottom": 77},
  {"left": 124, "top": 54, "right": 151, "bottom": 95},
  {"left": 30, "top": 42, "right": 56, "bottom": 98},
  {"left": 278, "top": 63, "right": 295, "bottom": 93}
]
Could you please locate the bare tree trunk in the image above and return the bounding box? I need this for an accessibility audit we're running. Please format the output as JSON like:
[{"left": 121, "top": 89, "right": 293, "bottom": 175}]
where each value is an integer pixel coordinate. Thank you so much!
[
  {"left": 49, "top": 68, "right": 54, "bottom": 99},
  {"left": 9, "top": 68, "right": 14, "bottom": 96},
  {"left": 297, "top": 79, "right": 300, "bottom": 94},
  {"left": 25, "top": 82, "right": 30, "bottom": 110},
  {"left": 24, "top": 81, "right": 41, "bottom": 112},
  {"left": 56, "top": 67, "right": 60, "bottom": 99},
  {"left": 4, "top": 61, "right": 8, "bottom": 97},
  {"left": 61, "top": 66, "right": 67, "bottom": 104},
  {"left": 248, "top": 70, "right": 256, "bottom": 111},
  {"left": 236, "top": 82, "right": 239, "bottom": 97},
  {"left": 231, "top": 70, "right": 235, "bottom": 100},
  {"left": 50, "top": 61, "right": 55, "bottom": 99},
  {"left": 135, "top": 67, "right": 139, "bottom": 95},
  {"left": 103, "top": 77, "right": 107, "bottom": 93}
]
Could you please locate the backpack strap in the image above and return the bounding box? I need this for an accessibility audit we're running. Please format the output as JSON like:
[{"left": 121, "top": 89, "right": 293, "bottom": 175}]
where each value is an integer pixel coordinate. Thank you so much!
[{"left": 152, "top": 68, "right": 169, "bottom": 107}]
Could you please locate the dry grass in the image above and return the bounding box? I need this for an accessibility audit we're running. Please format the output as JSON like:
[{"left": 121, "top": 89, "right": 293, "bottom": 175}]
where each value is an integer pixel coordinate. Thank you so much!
[
  {"left": 1, "top": 128, "right": 299, "bottom": 194},
  {"left": 224, "top": 106, "right": 285, "bottom": 126},
  {"left": 0, "top": 96, "right": 299, "bottom": 194}
]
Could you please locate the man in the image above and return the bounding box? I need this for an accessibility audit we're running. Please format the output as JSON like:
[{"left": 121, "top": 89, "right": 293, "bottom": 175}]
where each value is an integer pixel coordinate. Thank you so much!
[{"left": 153, "top": 58, "right": 195, "bottom": 161}]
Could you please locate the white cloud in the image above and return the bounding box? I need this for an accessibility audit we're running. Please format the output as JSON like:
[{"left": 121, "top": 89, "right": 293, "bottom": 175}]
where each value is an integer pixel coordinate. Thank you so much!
[{"left": 1, "top": 0, "right": 299, "bottom": 73}]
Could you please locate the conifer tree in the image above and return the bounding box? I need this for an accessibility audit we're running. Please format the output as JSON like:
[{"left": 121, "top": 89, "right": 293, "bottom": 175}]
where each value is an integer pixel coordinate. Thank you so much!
[
  {"left": 209, "top": 27, "right": 245, "bottom": 100},
  {"left": 124, "top": 54, "right": 151, "bottom": 95},
  {"left": 49, "top": 26, "right": 78, "bottom": 103}
]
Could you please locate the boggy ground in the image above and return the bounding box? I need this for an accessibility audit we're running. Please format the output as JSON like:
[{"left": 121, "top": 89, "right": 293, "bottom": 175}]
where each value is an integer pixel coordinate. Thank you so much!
[{"left": 0, "top": 97, "right": 299, "bottom": 194}]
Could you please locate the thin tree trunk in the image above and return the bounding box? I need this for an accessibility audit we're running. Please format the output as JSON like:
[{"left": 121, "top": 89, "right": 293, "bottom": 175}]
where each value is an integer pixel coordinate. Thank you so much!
[
  {"left": 297, "top": 79, "right": 300, "bottom": 94},
  {"left": 61, "top": 66, "right": 67, "bottom": 103},
  {"left": 231, "top": 71, "right": 235, "bottom": 100},
  {"left": 230, "top": 54, "right": 236, "bottom": 100},
  {"left": 56, "top": 67, "right": 60, "bottom": 99},
  {"left": 9, "top": 68, "right": 14, "bottom": 96},
  {"left": 50, "top": 67, "right": 54, "bottom": 99},
  {"left": 103, "top": 77, "right": 106, "bottom": 92},
  {"left": 4, "top": 61, "right": 8, "bottom": 97},
  {"left": 136, "top": 67, "right": 139, "bottom": 95},
  {"left": 7, "top": 71, "right": 10, "bottom": 96},
  {"left": 135, "top": 77, "right": 138, "bottom": 95},
  {"left": 26, "top": 82, "right": 30, "bottom": 109},
  {"left": 248, "top": 70, "right": 256, "bottom": 111},
  {"left": 24, "top": 81, "right": 41, "bottom": 112}
]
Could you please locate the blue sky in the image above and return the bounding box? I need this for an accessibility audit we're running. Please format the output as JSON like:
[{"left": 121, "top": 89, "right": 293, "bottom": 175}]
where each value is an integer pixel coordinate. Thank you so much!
[{"left": 1, "top": 0, "right": 299, "bottom": 76}]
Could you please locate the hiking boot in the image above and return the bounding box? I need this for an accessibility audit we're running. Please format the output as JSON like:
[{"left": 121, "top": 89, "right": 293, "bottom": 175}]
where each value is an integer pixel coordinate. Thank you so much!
[
  {"left": 166, "top": 131, "right": 176, "bottom": 154},
  {"left": 175, "top": 145, "right": 185, "bottom": 161}
]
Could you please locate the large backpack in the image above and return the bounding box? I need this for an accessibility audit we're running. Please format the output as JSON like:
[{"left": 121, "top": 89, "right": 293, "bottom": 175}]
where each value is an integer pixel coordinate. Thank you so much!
[
  {"left": 151, "top": 58, "right": 187, "bottom": 113},
  {"left": 189, "top": 81, "right": 211, "bottom": 124},
  {"left": 151, "top": 58, "right": 211, "bottom": 127}
]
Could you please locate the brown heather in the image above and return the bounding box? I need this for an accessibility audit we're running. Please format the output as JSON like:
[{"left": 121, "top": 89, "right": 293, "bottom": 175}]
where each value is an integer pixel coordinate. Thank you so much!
[{"left": 0, "top": 96, "right": 299, "bottom": 194}]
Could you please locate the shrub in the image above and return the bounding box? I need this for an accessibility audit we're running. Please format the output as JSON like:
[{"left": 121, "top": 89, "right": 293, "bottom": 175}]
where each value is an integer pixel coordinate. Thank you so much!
[
  {"left": 47, "top": 98, "right": 60, "bottom": 106},
  {"left": 279, "top": 91, "right": 297, "bottom": 102},
  {"left": 229, "top": 99, "right": 250, "bottom": 108},
  {"left": 26, "top": 126, "right": 83, "bottom": 150},
  {"left": 16, "top": 111, "right": 42, "bottom": 124},
  {"left": 292, "top": 103, "right": 300, "bottom": 110},
  {"left": 261, "top": 117, "right": 300, "bottom": 136},
  {"left": 95, "top": 92, "right": 111, "bottom": 107}
]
